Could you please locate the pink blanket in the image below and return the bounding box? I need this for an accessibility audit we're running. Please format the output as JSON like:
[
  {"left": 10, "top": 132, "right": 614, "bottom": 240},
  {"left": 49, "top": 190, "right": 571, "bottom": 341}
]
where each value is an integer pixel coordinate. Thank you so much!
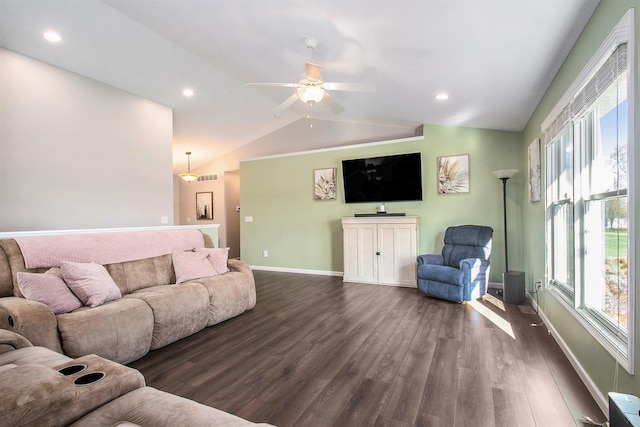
[{"left": 15, "top": 229, "right": 205, "bottom": 269}]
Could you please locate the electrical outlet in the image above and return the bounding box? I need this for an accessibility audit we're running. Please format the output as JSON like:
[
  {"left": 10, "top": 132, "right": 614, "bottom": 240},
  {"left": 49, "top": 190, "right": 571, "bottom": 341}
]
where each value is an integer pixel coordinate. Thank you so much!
[{"left": 263, "top": 250, "right": 268, "bottom": 257}]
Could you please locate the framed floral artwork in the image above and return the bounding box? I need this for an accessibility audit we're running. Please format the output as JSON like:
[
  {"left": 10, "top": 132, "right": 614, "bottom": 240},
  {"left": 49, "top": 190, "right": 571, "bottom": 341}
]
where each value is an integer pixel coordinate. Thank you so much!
[
  {"left": 528, "top": 138, "right": 541, "bottom": 202},
  {"left": 314, "top": 168, "right": 337, "bottom": 200},
  {"left": 437, "top": 154, "right": 469, "bottom": 194}
]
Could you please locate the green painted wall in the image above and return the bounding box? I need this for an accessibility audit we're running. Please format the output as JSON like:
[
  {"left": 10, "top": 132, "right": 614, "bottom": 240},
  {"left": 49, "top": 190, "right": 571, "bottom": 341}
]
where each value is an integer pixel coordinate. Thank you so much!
[
  {"left": 521, "top": 2, "right": 639, "bottom": 399},
  {"left": 240, "top": 124, "right": 522, "bottom": 283},
  {"left": 240, "top": 1, "right": 640, "bottom": 403}
]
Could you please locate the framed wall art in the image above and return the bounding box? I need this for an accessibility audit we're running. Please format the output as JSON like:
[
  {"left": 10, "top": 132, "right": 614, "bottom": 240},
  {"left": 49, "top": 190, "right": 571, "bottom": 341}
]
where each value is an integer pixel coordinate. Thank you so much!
[
  {"left": 196, "top": 192, "right": 213, "bottom": 220},
  {"left": 528, "top": 138, "right": 541, "bottom": 202},
  {"left": 313, "top": 168, "right": 337, "bottom": 200},
  {"left": 437, "top": 154, "right": 469, "bottom": 194}
]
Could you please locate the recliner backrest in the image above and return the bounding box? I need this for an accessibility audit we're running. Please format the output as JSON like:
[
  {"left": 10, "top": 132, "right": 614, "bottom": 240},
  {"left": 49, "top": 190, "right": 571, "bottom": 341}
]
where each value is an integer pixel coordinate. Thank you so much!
[{"left": 441, "top": 225, "right": 493, "bottom": 268}]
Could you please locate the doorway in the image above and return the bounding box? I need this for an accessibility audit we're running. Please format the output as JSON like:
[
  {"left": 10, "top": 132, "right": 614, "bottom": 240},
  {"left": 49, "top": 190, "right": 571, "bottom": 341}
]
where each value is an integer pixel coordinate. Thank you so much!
[{"left": 224, "top": 171, "right": 241, "bottom": 259}]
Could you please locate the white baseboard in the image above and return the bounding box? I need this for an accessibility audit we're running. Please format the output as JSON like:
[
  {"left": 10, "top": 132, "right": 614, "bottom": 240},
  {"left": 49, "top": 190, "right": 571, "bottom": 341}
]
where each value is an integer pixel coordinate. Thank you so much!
[
  {"left": 527, "top": 291, "right": 609, "bottom": 415},
  {"left": 250, "top": 265, "right": 343, "bottom": 277},
  {"left": 488, "top": 281, "right": 504, "bottom": 290}
]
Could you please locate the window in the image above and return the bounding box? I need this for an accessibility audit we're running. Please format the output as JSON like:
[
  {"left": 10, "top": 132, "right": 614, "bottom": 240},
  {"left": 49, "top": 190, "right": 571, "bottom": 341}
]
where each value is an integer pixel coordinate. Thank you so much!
[
  {"left": 542, "top": 11, "right": 634, "bottom": 373},
  {"left": 546, "top": 127, "right": 574, "bottom": 297}
]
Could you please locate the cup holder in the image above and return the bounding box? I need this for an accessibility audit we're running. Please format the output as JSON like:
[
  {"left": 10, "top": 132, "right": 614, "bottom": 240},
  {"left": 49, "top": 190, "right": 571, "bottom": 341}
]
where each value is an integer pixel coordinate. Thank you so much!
[
  {"left": 74, "top": 371, "right": 106, "bottom": 386},
  {"left": 58, "top": 364, "right": 87, "bottom": 376}
]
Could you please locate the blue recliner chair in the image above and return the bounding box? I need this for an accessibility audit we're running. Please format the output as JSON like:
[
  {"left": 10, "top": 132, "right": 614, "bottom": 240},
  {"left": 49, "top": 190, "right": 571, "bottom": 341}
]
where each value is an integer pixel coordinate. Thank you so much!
[{"left": 417, "top": 225, "right": 493, "bottom": 303}]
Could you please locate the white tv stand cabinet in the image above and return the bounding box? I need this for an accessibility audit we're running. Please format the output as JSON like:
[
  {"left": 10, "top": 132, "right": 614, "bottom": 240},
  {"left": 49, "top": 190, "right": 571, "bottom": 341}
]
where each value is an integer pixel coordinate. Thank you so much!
[{"left": 341, "top": 216, "right": 418, "bottom": 287}]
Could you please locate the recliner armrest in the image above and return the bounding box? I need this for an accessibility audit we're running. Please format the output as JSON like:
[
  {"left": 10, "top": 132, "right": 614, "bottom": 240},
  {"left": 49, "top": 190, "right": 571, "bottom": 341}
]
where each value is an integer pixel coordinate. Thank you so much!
[
  {"left": 0, "top": 296, "right": 63, "bottom": 353},
  {"left": 0, "top": 329, "right": 32, "bottom": 354},
  {"left": 416, "top": 254, "right": 444, "bottom": 266}
]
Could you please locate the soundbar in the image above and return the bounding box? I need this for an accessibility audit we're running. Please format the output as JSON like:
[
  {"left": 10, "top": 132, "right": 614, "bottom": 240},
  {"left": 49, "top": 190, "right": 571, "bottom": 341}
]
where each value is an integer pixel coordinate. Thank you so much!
[{"left": 354, "top": 213, "right": 406, "bottom": 217}]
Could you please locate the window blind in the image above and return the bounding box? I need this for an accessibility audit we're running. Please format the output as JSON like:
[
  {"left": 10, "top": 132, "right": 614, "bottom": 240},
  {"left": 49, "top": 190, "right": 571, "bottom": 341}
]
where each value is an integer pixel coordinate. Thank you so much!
[{"left": 543, "top": 43, "right": 627, "bottom": 144}]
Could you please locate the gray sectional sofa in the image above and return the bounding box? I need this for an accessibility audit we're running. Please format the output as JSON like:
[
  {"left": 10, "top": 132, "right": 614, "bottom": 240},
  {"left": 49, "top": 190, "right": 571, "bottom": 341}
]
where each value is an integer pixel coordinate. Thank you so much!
[{"left": 0, "top": 228, "right": 256, "bottom": 364}]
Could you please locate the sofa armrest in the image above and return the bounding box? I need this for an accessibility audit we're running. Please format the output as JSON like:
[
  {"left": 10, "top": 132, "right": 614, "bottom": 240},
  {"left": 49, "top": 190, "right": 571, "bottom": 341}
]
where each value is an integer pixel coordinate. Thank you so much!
[
  {"left": 0, "top": 297, "right": 63, "bottom": 353},
  {"left": 227, "top": 258, "right": 254, "bottom": 280},
  {"left": 0, "top": 363, "right": 77, "bottom": 426},
  {"left": 417, "top": 254, "right": 444, "bottom": 266},
  {"left": 0, "top": 328, "right": 32, "bottom": 354}
]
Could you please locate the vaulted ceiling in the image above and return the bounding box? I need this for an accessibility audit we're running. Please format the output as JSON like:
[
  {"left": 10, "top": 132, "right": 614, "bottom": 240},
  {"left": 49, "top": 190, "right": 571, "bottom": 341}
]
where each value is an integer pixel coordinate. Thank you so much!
[{"left": 0, "top": 0, "right": 599, "bottom": 172}]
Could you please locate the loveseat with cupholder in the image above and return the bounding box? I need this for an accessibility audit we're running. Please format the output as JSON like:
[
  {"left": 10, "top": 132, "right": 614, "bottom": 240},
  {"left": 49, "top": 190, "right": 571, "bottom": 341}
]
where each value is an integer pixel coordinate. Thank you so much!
[{"left": 0, "top": 329, "right": 273, "bottom": 426}]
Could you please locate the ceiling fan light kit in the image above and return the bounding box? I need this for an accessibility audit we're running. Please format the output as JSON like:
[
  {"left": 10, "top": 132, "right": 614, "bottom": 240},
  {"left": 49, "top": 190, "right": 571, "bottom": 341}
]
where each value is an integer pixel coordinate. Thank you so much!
[
  {"left": 246, "top": 37, "right": 375, "bottom": 118},
  {"left": 298, "top": 85, "right": 324, "bottom": 103}
]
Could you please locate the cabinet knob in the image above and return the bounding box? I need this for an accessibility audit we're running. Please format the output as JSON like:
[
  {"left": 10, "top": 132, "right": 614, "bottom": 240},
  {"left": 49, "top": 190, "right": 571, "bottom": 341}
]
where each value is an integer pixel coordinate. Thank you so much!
[{"left": 376, "top": 251, "right": 380, "bottom": 256}]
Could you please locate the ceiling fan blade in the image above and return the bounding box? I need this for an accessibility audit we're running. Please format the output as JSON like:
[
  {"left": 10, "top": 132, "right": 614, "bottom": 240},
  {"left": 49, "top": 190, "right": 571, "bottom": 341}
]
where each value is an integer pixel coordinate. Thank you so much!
[
  {"left": 245, "top": 82, "right": 299, "bottom": 88},
  {"left": 322, "top": 82, "right": 376, "bottom": 92},
  {"left": 273, "top": 93, "right": 299, "bottom": 117},
  {"left": 305, "top": 62, "right": 322, "bottom": 80},
  {"left": 323, "top": 93, "right": 344, "bottom": 115}
]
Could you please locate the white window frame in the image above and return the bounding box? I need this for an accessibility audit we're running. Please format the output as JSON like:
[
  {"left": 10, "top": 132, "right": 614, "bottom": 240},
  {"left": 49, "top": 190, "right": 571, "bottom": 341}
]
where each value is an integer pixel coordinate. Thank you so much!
[{"left": 541, "top": 10, "right": 635, "bottom": 374}]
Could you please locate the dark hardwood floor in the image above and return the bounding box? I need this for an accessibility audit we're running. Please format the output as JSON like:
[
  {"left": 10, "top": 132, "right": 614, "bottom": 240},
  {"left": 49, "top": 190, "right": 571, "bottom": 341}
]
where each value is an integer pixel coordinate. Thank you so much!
[{"left": 129, "top": 271, "right": 605, "bottom": 426}]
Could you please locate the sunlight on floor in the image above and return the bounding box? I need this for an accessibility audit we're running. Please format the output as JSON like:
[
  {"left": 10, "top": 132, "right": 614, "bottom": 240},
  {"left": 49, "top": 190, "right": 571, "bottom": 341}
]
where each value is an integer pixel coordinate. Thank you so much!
[
  {"left": 467, "top": 299, "right": 515, "bottom": 339},
  {"left": 484, "top": 293, "right": 506, "bottom": 311}
]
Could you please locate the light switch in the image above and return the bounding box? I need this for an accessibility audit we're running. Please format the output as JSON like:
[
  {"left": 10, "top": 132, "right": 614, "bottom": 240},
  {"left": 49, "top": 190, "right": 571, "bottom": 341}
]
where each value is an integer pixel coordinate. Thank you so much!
[{"left": 245, "top": 216, "right": 253, "bottom": 222}]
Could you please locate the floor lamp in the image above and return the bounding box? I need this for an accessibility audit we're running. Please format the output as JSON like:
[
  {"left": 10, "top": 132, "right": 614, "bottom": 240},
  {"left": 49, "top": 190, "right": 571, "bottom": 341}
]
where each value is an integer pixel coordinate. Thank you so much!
[
  {"left": 491, "top": 169, "right": 518, "bottom": 272},
  {"left": 491, "top": 169, "right": 525, "bottom": 304}
]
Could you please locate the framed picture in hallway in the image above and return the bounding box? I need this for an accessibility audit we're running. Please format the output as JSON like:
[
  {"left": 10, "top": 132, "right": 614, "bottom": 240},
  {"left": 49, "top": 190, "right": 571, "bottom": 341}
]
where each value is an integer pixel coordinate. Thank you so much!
[
  {"left": 314, "top": 168, "right": 337, "bottom": 200},
  {"left": 196, "top": 192, "right": 213, "bottom": 220}
]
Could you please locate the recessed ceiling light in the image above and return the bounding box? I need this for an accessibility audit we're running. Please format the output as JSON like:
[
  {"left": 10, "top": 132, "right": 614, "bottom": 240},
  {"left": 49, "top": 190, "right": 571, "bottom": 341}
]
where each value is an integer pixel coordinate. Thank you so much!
[
  {"left": 182, "top": 88, "right": 194, "bottom": 97},
  {"left": 435, "top": 93, "right": 449, "bottom": 100},
  {"left": 43, "top": 31, "right": 62, "bottom": 43}
]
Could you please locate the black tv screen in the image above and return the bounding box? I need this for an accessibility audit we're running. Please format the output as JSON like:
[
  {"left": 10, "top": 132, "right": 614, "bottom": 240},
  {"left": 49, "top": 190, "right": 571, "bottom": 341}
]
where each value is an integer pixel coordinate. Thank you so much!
[{"left": 342, "top": 153, "right": 423, "bottom": 203}]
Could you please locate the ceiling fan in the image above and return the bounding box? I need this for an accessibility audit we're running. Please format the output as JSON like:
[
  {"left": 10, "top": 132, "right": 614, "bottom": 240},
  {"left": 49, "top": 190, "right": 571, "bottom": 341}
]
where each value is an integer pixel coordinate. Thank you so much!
[{"left": 246, "top": 37, "right": 375, "bottom": 118}]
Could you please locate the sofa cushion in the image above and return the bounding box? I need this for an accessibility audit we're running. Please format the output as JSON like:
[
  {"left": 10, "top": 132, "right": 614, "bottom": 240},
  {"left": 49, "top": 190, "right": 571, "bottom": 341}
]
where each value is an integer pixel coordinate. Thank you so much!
[
  {"left": 197, "top": 271, "right": 256, "bottom": 326},
  {"left": 0, "top": 346, "right": 73, "bottom": 368},
  {"left": 57, "top": 298, "right": 153, "bottom": 364},
  {"left": 61, "top": 261, "right": 122, "bottom": 307},
  {"left": 17, "top": 268, "right": 83, "bottom": 314},
  {"left": 127, "top": 283, "right": 209, "bottom": 350},
  {"left": 196, "top": 247, "right": 230, "bottom": 275},
  {"left": 172, "top": 250, "right": 217, "bottom": 284},
  {"left": 69, "top": 386, "right": 274, "bottom": 427},
  {"left": 0, "top": 363, "right": 77, "bottom": 426},
  {"left": 106, "top": 254, "right": 174, "bottom": 295}
]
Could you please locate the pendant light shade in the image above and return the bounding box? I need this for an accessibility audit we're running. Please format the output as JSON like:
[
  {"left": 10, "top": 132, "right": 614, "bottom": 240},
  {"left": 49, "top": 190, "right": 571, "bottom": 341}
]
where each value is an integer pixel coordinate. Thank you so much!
[{"left": 179, "top": 151, "right": 199, "bottom": 183}]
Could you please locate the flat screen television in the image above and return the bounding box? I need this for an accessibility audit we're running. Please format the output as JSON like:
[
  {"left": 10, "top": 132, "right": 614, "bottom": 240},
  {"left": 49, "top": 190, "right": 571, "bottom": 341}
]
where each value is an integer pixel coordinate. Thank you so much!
[{"left": 341, "top": 153, "right": 423, "bottom": 203}]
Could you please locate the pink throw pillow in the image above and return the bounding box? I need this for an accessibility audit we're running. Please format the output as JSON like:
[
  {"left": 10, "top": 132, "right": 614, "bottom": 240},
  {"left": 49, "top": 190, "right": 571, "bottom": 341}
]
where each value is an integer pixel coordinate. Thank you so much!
[
  {"left": 196, "top": 248, "right": 230, "bottom": 275},
  {"left": 60, "top": 261, "right": 121, "bottom": 308},
  {"left": 172, "top": 250, "right": 217, "bottom": 283},
  {"left": 17, "top": 268, "right": 83, "bottom": 314}
]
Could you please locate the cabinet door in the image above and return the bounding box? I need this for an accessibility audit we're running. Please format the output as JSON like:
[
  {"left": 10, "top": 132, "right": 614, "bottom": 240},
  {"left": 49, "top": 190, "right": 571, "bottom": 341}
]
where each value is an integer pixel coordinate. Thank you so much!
[
  {"left": 343, "top": 223, "right": 378, "bottom": 284},
  {"left": 377, "top": 223, "right": 417, "bottom": 287}
]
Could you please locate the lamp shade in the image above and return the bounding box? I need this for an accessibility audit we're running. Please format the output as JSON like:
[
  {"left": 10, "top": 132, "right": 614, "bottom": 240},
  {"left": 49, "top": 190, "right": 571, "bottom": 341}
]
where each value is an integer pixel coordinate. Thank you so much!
[
  {"left": 179, "top": 172, "right": 198, "bottom": 182},
  {"left": 491, "top": 169, "right": 518, "bottom": 179},
  {"left": 179, "top": 151, "right": 199, "bottom": 183},
  {"left": 297, "top": 85, "right": 325, "bottom": 103}
]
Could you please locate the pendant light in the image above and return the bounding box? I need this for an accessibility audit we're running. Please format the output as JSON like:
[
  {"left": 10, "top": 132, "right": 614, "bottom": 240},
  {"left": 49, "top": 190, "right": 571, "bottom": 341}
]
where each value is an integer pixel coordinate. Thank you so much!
[{"left": 179, "top": 151, "right": 199, "bottom": 183}]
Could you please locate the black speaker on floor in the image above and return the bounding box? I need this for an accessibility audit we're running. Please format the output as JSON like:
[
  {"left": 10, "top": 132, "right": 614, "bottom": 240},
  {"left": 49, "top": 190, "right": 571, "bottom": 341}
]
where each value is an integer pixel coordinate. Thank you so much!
[{"left": 503, "top": 271, "right": 525, "bottom": 305}]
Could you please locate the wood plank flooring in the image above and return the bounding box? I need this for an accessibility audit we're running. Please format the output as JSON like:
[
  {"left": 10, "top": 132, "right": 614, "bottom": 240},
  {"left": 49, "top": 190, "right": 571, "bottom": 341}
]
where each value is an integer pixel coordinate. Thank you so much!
[{"left": 129, "top": 271, "right": 605, "bottom": 426}]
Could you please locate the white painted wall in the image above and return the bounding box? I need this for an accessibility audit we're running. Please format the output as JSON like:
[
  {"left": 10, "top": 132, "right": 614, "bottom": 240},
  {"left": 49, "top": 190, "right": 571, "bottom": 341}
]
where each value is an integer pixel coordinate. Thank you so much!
[{"left": 0, "top": 49, "right": 174, "bottom": 232}]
